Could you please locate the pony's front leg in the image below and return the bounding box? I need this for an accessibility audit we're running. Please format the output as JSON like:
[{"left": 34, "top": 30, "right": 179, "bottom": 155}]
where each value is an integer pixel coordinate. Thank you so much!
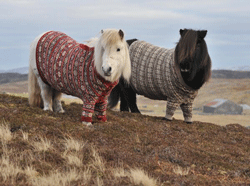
[
  {"left": 95, "top": 110, "right": 107, "bottom": 122},
  {"left": 94, "top": 98, "right": 108, "bottom": 122},
  {"left": 180, "top": 103, "right": 193, "bottom": 124},
  {"left": 81, "top": 110, "right": 93, "bottom": 126},
  {"left": 165, "top": 101, "right": 179, "bottom": 121}
]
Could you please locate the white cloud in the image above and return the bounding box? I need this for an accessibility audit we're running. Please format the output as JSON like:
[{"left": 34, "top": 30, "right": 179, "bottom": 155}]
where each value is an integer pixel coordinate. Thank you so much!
[
  {"left": 1, "top": 0, "right": 248, "bottom": 27},
  {"left": 1, "top": 0, "right": 36, "bottom": 5},
  {"left": 145, "top": 0, "right": 250, "bottom": 15},
  {"left": 0, "top": 0, "right": 249, "bottom": 70}
]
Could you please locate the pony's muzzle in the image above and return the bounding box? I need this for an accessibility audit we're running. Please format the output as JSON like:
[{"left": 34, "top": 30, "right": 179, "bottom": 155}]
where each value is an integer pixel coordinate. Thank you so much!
[{"left": 102, "top": 66, "right": 112, "bottom": 76}]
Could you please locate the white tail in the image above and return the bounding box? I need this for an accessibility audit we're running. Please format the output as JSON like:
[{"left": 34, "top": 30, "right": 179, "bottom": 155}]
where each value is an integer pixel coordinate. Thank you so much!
[{"left": 28, "top": 66, "right": 43, "bottom": 108}]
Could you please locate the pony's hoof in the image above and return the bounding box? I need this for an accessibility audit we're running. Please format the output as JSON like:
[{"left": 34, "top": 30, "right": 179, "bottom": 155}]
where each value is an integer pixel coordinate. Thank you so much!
[
  {"left": 163, "top": 117, "right": 172, "bottom": 122},
  {"left": 96, "top": 115, "right": 107, "bottom": 122},
  {"left": 184, "top": 118, "right": 192, "bottom": 124},
  {"left": 43, "top": 107, "right": 53, "bottom": 112},
  {"left": 58, "top": 109, "right": 65, "bottom": 113},
  {"left": 82, "top": 121, "right": 92, "bottom": 127}
]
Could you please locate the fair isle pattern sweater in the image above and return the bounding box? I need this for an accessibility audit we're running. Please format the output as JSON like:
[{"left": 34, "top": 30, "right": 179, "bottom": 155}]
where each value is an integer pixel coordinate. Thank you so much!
[
  {"left": 36, "top": 31, "right": 118, "bottom": 122},
  {"left": 129, "top": 40, "right": 198, "bottom": 120}
]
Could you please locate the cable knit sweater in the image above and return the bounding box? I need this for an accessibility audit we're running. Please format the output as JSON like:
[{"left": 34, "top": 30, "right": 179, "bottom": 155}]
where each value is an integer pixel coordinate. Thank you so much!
[
  {"left": 129, "top": 40, "right": 198, "bottom": 121},
  {"left": 36, "top": 31, "right": 118, "bottom": 122}
]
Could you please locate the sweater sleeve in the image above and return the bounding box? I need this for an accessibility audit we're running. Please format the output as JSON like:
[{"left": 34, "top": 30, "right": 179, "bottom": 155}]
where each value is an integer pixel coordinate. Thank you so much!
[
  {"left": 180, "top": 103, "right": 193, "bottom": 123},
  {"left": 81, "top": 100, "right": 95, "bottom": 122},
  {"left": 94, "top": 96, "right": 108, "bottom": 122},
  {"left": 165, "top": 101, "right": 180, "bottom": 120}
]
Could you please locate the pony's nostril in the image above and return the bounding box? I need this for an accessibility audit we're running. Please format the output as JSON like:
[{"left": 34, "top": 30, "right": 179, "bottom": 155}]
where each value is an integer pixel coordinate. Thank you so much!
[{"left": 102, "top": 66, "right": 112, "bottom": 76}]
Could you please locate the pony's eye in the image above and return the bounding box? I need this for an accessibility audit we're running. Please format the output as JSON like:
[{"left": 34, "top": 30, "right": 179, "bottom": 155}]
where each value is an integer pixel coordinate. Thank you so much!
[{"left": 117, "top": 48, "right": 120, "bottom": 52}]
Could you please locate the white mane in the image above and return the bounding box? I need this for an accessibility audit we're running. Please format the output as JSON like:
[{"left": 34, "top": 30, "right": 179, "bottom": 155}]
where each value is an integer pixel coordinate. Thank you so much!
[{"left": 85, "top": 37, "right": 98, "bottom": 47}]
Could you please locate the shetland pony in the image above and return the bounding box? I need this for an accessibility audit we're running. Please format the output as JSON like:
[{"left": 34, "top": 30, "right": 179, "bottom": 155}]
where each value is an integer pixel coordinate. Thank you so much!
[
  {"left": 28, "top": 29, "right": 131, "bottom": 126},
  {"left": 108, "top": 29, "right": 211, "bottom": 123}
]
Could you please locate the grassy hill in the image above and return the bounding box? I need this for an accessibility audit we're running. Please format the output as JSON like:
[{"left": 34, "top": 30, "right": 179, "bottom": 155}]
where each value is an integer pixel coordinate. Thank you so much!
[
  {"left": 0, "top": 73, "right": 28, "bottom": 85},
  {"left": 0, "top": 94, "right": 250, "bottom": 185},
  {"left": 211, "top": 70, "right": 250, "bottom": 79}
]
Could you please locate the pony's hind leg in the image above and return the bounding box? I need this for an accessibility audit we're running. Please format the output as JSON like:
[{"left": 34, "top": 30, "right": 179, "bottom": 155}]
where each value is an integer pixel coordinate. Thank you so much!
[
  {"left": 126, "top": 87, "right": 140, "bottom": 113},
  {"left": 37, "top": 78, "right": 53, "bottom": 111},
  {"left": 119, "top": 78, "right": 140, "bottom": 113},
  {"left": 52, "top": 90, "right": 65, "bottom": 113}
]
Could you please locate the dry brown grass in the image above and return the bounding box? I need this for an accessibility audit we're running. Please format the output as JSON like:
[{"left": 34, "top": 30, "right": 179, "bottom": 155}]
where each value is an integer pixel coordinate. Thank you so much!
[
  {"left": 129, "top": 168, "right": 158, "bottom": 186},
  {"left": 31, "top": 168, "right": 84, "bottom": 186},
  {"left": 0, "top": 120, "right": 158, "bottom": 185},
  {"left": 21, "top": 130, "right": 29, "bottom": 141},
  {"left": 0, "top": 122, "right": 13, "bottom": 142},
  {"left": 0, "top": 93, "right": 250, "bottom": 185},
  {"left": 113, "top": 167, "right": 158, "bottom": 186},
  {"left": 32, "top": 136, "right": 53, "bottom": 152},
  {"left": 194, "top": 78, "right": 250, "bottom": 107},
  {"left": 173, "top": 165, "right": 190, "bottom": 176}
]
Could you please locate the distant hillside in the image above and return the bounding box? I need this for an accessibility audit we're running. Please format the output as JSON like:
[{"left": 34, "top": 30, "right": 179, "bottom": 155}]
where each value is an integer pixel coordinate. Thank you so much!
[
  {"left": 0, "top": 67, "right": 29, "bottom": 74},
  {"left": 0, "top": 73, "right": 28, "bottom": 85},
  {"left": 225, "top": 65, "right": 250, "bottom": 71},
  {"left": 0, "top": 69, "right": 249, "bottom": 86},
  {"left": 212, "top": 70, "right": 250, "bottom": 79}
]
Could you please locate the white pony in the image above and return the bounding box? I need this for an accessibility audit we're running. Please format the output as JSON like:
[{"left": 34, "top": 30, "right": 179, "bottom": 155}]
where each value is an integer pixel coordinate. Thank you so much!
[{"left": 28, "top": 29, "right": 131, "bottom": 126}]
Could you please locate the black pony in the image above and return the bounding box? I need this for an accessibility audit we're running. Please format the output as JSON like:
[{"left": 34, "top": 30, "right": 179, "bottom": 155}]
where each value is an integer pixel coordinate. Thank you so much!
[{"left": 108, "top": 29, "right": 211, "bottom": 123}]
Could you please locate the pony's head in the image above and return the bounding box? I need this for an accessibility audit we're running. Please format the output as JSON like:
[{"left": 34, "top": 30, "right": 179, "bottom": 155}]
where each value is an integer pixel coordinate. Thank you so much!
[
  {"left": 94, "top": 29, "right": 131, "bottom": 83},
  {"left": 175, "top": 29, "right": 211, "bottom": 90}
]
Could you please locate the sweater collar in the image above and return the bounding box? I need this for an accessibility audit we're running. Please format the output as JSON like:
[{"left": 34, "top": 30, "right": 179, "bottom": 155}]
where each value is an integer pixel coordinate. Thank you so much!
[
  {"left": 171, "top": 52, "right": 197, "bottom": 92},
  {"left": 94, "top": 68, "right": 119, "bottom": 87}
]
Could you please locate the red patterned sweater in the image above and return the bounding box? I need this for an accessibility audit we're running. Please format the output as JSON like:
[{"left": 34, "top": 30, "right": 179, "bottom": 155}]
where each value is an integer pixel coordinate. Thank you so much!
[{"left": 36, "top": 31, "right": 118, "bottom": 122}]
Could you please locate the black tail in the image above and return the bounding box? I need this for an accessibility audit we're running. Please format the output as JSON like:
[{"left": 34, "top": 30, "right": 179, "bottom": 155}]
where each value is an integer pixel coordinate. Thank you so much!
[{"left": 108, "top": 84, "right": 121, "bottom": 109}]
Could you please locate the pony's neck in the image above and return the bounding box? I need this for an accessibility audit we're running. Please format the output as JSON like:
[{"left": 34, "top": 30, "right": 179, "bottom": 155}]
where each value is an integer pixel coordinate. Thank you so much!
[{"left": 180, "top": 66, "right": 210, "bottom": 90}]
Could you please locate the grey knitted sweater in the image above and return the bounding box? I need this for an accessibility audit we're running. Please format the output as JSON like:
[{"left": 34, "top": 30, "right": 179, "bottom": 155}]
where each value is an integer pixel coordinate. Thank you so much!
[{"left": 129, "top": 40, "right": 198, "bottom": 121}]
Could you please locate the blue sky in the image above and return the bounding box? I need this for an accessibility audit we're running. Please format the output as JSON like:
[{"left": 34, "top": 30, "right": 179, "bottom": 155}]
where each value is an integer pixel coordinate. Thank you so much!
[{"left": 0, "top": 0, "right": 249, "bottom": 70}]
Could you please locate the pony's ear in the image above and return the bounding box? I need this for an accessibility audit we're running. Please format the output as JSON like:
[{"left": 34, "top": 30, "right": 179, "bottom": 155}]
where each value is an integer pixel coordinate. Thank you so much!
[
  {"left": 198, "top": 30, "right": 207, "bottom": 39},
  {"left": 118, "top": 29, "right": 124, "bottom": 40},
  {"left": 180, "top": 29, "right": 187, "bottom": 37},
  {"left": 180, "top": 29, "right": 184, "bottom": 35},
  {"left": 101, "top": 29, "right": 104, "bottom": 34}
]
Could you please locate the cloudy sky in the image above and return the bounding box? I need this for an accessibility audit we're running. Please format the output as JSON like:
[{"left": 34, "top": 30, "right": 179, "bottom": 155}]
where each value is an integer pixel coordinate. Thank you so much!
[{"left": 0, "top": 0, "right": 249, "bottom": 70}]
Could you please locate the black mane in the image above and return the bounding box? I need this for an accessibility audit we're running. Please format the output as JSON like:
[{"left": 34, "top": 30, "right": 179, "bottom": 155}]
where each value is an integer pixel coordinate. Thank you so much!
[{"left": 174, "top": 29, "right": 211, "bottom": 90}]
